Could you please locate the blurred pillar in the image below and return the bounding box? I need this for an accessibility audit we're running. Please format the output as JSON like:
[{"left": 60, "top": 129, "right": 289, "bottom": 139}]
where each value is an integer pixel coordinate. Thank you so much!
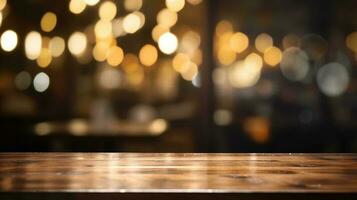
[{"left": 197, "top": 0, "right": 218, "bottom": 152}]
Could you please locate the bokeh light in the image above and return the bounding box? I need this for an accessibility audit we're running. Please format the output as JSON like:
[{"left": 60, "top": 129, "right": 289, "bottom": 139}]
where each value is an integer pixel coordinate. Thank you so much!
[
  {"left": 166, "top": 0, "right": 185, "bottom": 12},
  {"left": 123, "top": 13, "right": 142, "bottom": 34},
  {"left": 124, "top": 0, "right": 142, "bottom": 11},
  {"left": 36, "top": 48, "right": 52, "bottom": 68},
  {"left": 99, "top": 1, "right": 117, "bottom": 21},
  {"left": 346, "top": 32, "right": 357, "bottom": 53},
  {"left": 40, "top": 12, "right": 57, "bottom": 32},
  {"left": 25, "top": 31, "right": 42, "bottom": 60},
  {"left": 317, "top": 62, "right": 350, "bottom": 97},
  {"left": 84, "top": 0, "right": 99, "bottom": 6},
  {"left": 229, "top": 32, "right": 249, "bottom": 53},
  {"left": 14, "top": 71, "right": 31, "bottom": 91},
  {"left": 157, "top": 8, "right": 178, "bottom": 28},
  {"left": 158, "top": 32, "right": 178, "bottom": 55},
  {"left": 33, "top": 72, "right": 50, "bottom": 92},
  {"left": 1, "top": 30, "right": 18, "bottom": 52},
  {"left": 106, "top": 46, "right": 124, "bottom": 66},
  {"left": 280, "top": 47, "right": 309, "bottom": 81},
  {"left": 255, "top": 33, "right": 273, "bottom": 53},
  {"left": 49, "top": 36, "right": 65, "bottom": 57},
  {"left": 263, "top": 46, "right": 282, "bottom": 67},
  {"left": 68, "top": 32, "right": 87, "bottom": 56},
  {"left": 69, "top": 0, "right": 86, "bottom": 14},
  {"left": 0, "top": 0, "right": 6, "bottom": 11},
  {"left": 139, "top": 44, "right": 158, "bottom": 67}
]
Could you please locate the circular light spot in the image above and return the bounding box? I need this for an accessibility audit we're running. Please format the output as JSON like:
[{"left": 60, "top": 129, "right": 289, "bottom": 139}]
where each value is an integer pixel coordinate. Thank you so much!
[
  {"left": 69, "top": 0, "right": 86, "bottom": 14},
  {"left": 215, "top": 20, "right": 233, "bottom": 36},
  {"left": 25, "top": 31, "right": 42, "bottom": 60},
  {"left": 99, "top": 1, "right": 117, "bottom": 21},
  {"left": 317, "top": 62, "right": 349, "bottom": 97},
  {"left": 139, "top": 44, "right": 158, "bottom": 66},
  {"left": 158, "top": 32, "right": 178, "bottom": 55},
  {"left": 123, "top": 13, "right": 141, "bottom": 34},
  {"left": 98, "top": 67, "right": 121, "bottom": 89},
  {"left": 14, "top": 71, "right": 31, "bottom": 90},
  {"left": 157, "top": 8, "right": 177, "bottom": 28},
  {"left": 124, "top": 0, "right": 142, "bottom": 11},
  {"left": 264, "top": 46, "right": 282, "bottom": 67},
  {"left": 229, "top": 32, "right": 249, "bottom": 53},
  {"left": 228, "top": 60, "right": 261, "bottom": 88},
  {"left": 83, "top": 0, "right": 99, "bottom": 6},
  {"left": 107, "top": 46, "right": 124, "bottom": 66},
  {"left": 152, "top": 24, "right": 169, "bottom": 42},
  {"left": 180, "top": 61, "right": 198, "bottom": 81},
  {"left": 172, "top": 53, "right": 190, "bottom": 72},
  {"left": 1, "top": 30, "right": 18, "bottom": 52},
  {"left": 214, "top": 109, "right": 232, "bottom": 126},
  {"left": 165, "top": 0, "right": 185, "bottom": 12},
  {"left": 255, "top": 33, "right": 273, "bottom": 53},
  {"left": 40, "top": 12, "right": 57, "bottom": 32},
  {"left": 49, "top": 36, "right": 65, "bottom": 57},
  {"left": 33, "top": 72, "right": 50, "bottom": 92},
  {"left": 68, "top": 32, "right": 87, "bottom": 56},
  {"left": 280, "top": 47, "right": 309, "bottom": 81},
  {"left": 346, "top": 32, "right": 357, "bottom": 53},
  {"left": 36, "top": 48, "right": 52, "bottom": 68},
  {"left": 0, "top": 0, "right": 6, "bottom": 11},
  {"left": 94, "top": 20, "right": 113, "bottom": 39}
]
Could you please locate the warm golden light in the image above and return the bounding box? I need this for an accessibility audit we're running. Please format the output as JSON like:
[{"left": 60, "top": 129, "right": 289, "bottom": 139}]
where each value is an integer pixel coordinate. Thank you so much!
[
  {"left": 107, "top": 46, "right": 124, "bottom": 66},
  {"left": 181, "top": 61, "right": 198, "bottom": 81},
  {"left": 215, "top": 20, "right": 233, "bottom": 36},
  {"left": 186, "top": 0, "right": 203, "bottom": 5},
  {"left": 49, "top": 36, "right": 65, "bottom": 57},
  {"left": 0, "top": 12, "right": 2, "bottom": 27},
  {"left": 245, "top": 53, "right": 263, "bottom": 70},
  {"left": 172, "top": 53, "right": 190, "bottom": 72},
  {"left": 166, "top": 0, "right": 185, "bottom": 12},
  {"left": 229, "top": 32, "right": 249, "bottom": 53},
  {"left": 346, "top": 32, "right": 357, "bottom": 53},
  {"left": 217, "top": 45, "right": 236, "bottom": 66},
  {"left": 123, "top": 13, "right": 141, "bottom": 34},
  {"left": 0, "top": 0, "right": 6, "bottom": 11},
  {"left": 84, "top": 0, "right": 99, "bottom": 6},
  {"left": 93, "top": 43, "right": 109, "bottom": 62},
  {"left": 95, "top": 20, "right": 113, "bottom": 39},
  {"left": 181, "top": 31, "right": 201, "bottom": 54},
  {"left": 40, "top": 12, "right": 57, "bottom": 32},
  {"left": 139, "top": 44, "right": 158, "bottom": 66},
  {"left": 255, "top": 33, "right": 273, "bottom": 53},
  {"left": 124, "top": 0, "right": 142, "bottom": 11},
  {"left": 1, "top": 30, "right": 18, "bottom": 52},
  {"left": 99, "top": 1, "right": 117, "bottom": 21},
  {"left": 25, "top": 31, "right": 42, "bottom": 60},
  {"left": 264, "top": 46, "right": 282, "bottom": 67},
  {"left": 157, "top": 8, "right": 178, "bottom": 28},
  {"left": 68, "top": 32, "right": 87, "bottom": 56},
  {"left": 36, "top": 48, "right": 52, "bottom": 68},
  {"left": 152, "top": 24, "right": 169, "bottom": 42},
  {"left": 69, "top": 0, "right": 86, "bottom": 14},
  {"left": 244, "top": 117, "right": 270, "bottom": 144},
  {"left": 158, "top": 32, "right": 178, "bottom": 55},
  {"left": 228, "top": 60, "right": 261, "bottom": 88}
]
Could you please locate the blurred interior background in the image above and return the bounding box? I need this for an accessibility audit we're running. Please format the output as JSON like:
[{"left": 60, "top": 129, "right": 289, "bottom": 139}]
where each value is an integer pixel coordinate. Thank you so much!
[{"left": 0, "top": 0, "right": 356, "bottom": 153}]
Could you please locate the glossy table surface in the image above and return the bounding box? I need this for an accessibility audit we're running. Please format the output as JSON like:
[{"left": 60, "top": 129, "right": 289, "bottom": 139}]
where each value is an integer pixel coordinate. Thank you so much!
[{"left": 0, "top": 153, "right": 357, "bottom": 193}]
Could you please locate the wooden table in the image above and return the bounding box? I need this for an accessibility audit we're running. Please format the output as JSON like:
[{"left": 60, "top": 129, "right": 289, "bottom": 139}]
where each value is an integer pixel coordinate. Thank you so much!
[{"left": 1, "top": 153, "right": 357, "bottom": 199}]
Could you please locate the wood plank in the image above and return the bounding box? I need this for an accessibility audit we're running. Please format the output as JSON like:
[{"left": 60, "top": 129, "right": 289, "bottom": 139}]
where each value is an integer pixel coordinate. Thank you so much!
[{"left": 0, "top": 153, "right": 357, "bottom": 194}]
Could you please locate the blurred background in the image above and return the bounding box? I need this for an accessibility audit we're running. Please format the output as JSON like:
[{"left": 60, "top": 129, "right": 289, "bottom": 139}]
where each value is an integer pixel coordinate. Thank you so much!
[{"left": 0, "top": 0, "right": 356, "bottom": 153}]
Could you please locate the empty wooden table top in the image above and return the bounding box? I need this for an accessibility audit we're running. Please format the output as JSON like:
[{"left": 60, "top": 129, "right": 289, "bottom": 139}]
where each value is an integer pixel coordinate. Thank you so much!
[{"left": 0, "top": 153, "right": 357, "bottom": 195}]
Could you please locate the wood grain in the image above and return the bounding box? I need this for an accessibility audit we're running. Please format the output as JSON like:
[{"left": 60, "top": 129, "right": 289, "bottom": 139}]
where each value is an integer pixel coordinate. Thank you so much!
[{"left": 0, "top": 153, "right": 357, "bottom": 193}]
